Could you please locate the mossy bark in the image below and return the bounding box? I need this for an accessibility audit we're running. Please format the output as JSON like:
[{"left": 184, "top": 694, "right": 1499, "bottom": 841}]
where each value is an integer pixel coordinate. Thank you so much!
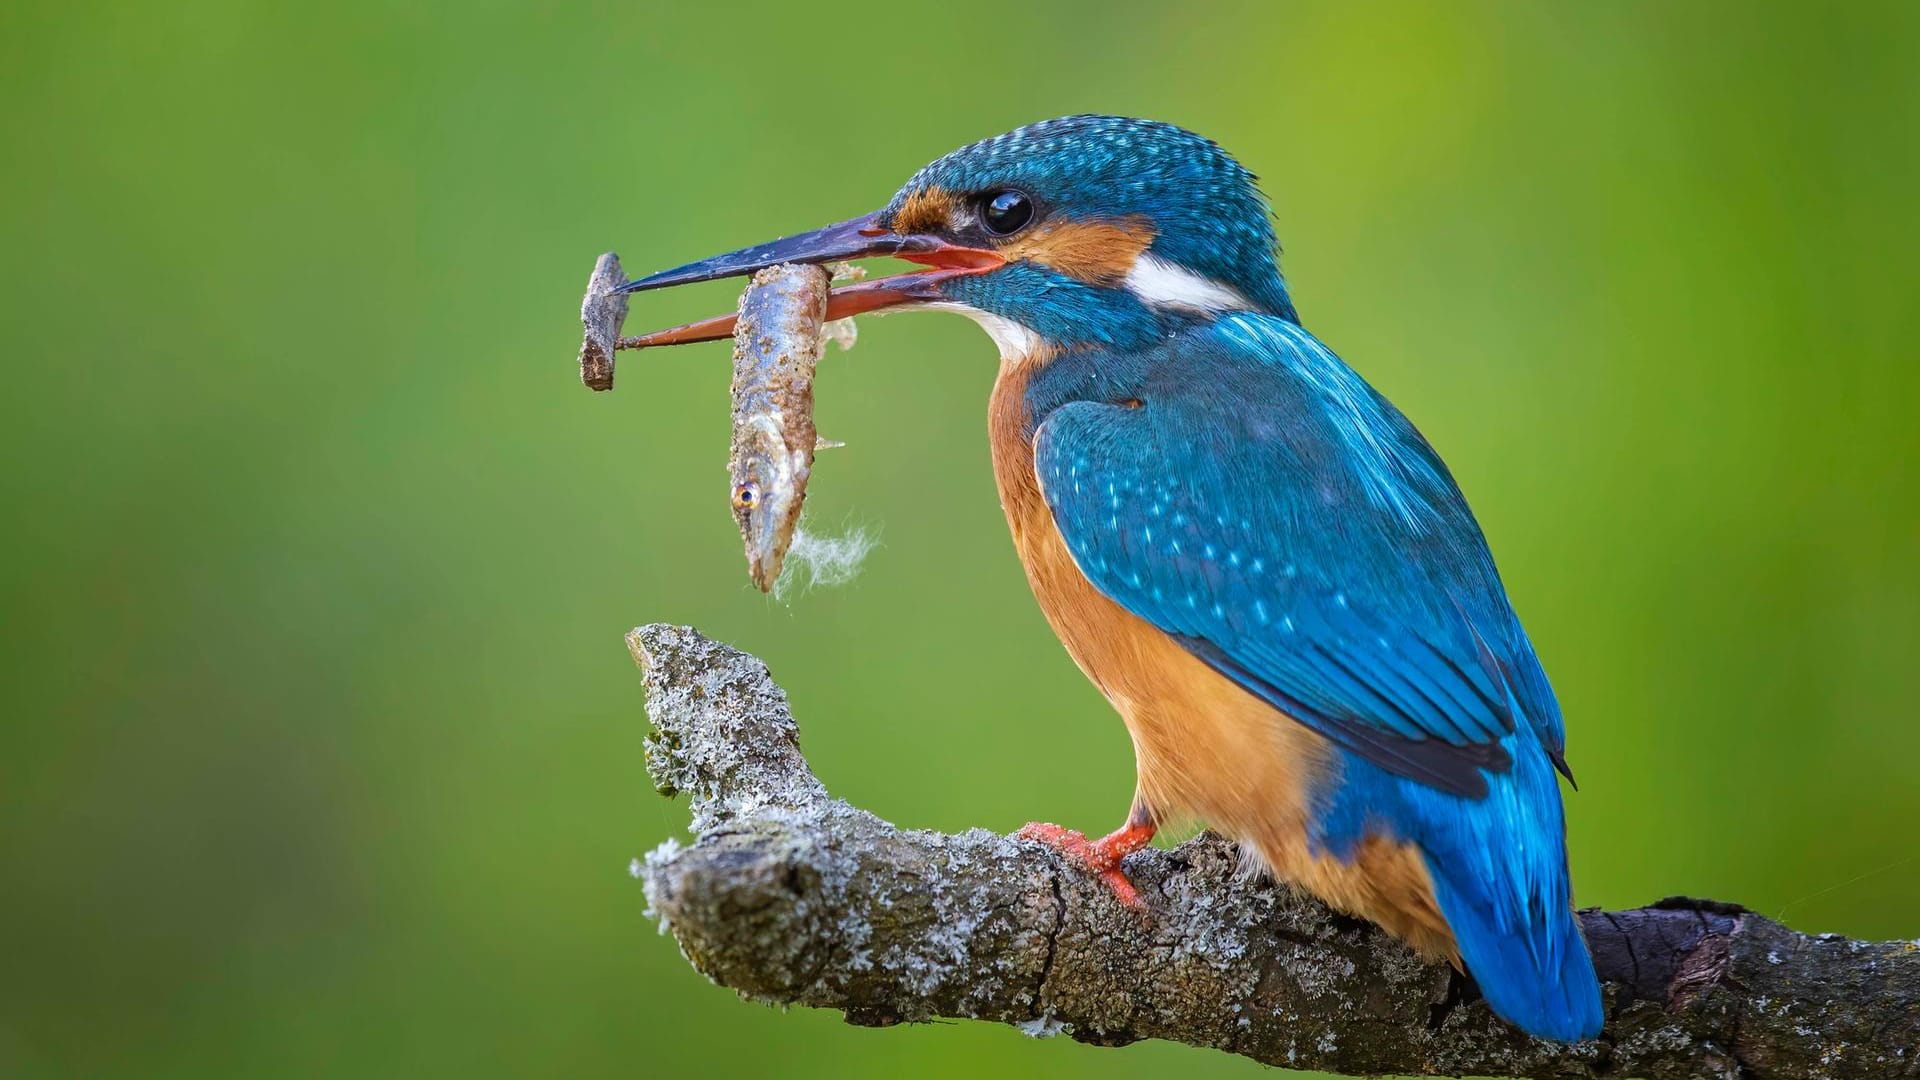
[{"left": 628, "top": 624, "right": 1920, "bottom": 1080}]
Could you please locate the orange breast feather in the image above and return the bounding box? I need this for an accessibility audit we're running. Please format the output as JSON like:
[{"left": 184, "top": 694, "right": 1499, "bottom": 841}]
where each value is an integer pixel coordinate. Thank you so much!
[{"left": 987, "top": 357, "right": 1454, "bottom": 958}]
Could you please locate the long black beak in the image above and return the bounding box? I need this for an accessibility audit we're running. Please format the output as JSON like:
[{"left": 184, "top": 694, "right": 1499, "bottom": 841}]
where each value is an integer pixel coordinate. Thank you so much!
[
  {"left": 618, "top": 211, "right": 994, "bottom": 294},
  {"left": 610, "top": 208, "right": 1004, "bottom": 349}
]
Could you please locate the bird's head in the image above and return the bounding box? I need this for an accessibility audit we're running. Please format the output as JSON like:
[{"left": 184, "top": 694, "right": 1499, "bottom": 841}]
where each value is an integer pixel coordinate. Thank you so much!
[{"left": 621, "top": 116, "right": 1296, "bottom": 359}]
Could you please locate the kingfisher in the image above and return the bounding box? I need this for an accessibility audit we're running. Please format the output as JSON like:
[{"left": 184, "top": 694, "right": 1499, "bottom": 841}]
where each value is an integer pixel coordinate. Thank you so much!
[{"left": 615, "top": 115, "right": 1603, "bottom": 1042}]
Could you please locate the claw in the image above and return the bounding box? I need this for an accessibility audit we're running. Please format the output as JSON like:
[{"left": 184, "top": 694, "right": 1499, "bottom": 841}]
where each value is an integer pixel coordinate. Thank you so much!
[{"left": 1016, "top": 820, "right": 1155, "bottom": 909}]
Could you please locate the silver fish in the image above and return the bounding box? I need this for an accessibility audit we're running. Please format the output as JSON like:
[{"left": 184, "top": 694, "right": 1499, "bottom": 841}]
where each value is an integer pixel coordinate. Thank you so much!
[{"left": 729, "top": 263, "right": 831, "bottom": 591}]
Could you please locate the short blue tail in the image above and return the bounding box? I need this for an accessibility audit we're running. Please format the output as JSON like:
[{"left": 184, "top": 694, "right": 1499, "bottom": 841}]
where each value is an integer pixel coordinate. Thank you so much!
[
  {"left": 1427, "top": 859, "right": 1603, "bottom": 1041},
  {"left": 1299, "top": 614, "right": 1604, "bottom": 1042}
]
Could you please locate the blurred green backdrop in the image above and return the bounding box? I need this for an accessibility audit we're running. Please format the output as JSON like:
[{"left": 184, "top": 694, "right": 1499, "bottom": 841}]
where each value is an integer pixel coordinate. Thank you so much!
[{"left": 4, "top": 2, "right": 1917, "bottom": 1077}]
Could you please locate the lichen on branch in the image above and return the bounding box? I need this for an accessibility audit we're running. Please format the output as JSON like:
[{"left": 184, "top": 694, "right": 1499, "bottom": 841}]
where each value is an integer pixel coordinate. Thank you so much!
[{"left": 626, "top": 624, "right": 1920, "bottom": 1080}]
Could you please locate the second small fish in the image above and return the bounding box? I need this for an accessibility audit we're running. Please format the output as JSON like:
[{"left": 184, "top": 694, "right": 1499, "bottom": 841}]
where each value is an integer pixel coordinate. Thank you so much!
[{"left": 729, "top": 263, "right": 831, "bottom": 591}]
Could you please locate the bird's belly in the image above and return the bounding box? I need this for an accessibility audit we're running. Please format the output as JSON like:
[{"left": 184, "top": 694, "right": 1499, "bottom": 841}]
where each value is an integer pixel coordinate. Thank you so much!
[{"left": 988, "top": 364, "right": 1452, "bottom": 957}]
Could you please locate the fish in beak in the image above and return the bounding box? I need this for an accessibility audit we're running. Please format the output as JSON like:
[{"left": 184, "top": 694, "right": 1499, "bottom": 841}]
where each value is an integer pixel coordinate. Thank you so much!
[{"left": 613, "top": 210, "right": 1004, "bottom": 349}]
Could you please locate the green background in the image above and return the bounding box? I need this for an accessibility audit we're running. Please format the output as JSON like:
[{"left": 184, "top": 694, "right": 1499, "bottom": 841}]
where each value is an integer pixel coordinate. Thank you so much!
[{"left": 4, "top": 2, "right": 1917, "bottom": 1077}]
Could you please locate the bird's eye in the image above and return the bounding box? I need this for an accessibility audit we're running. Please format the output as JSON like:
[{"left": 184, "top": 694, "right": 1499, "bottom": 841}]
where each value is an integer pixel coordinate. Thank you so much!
[{"left": 981, "top": 190, "right": 1034, "bottom": 235}]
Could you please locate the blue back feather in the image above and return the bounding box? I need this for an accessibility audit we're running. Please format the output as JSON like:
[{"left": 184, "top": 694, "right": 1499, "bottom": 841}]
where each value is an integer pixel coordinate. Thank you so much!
[{"left": 1025, "top": 313, "right": 1600, "bottom": 1039}]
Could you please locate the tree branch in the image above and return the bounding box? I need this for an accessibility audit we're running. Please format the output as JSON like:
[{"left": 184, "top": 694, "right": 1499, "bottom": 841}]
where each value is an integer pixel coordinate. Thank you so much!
[{"left": 626, "top": 624, "right": 1920, "bottom": 1079}]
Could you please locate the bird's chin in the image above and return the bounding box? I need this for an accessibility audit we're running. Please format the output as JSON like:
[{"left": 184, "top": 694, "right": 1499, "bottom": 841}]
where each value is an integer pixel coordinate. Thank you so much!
[{"left": 918, "top": 302, "right": 1045, "bottom": 363}]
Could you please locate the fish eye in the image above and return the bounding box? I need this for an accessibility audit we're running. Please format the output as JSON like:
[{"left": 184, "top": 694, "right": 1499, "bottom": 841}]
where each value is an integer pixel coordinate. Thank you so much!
[
  {"left": 981, "top": 190, "right": 1034, "bottom": 235},
  {"left": 733, "top": 484, "right": 757, "bottom": 510}
]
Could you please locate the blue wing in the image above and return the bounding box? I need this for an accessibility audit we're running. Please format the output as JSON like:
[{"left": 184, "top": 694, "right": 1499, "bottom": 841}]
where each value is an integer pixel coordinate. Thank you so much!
[{"left": 1031, "top": 313, "right": 1566, "bottom": 798}]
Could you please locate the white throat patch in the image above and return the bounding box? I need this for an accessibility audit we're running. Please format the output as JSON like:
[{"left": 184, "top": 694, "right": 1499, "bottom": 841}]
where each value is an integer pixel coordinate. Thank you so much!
[
  {"left": 923, "top": 302, "right": 1043, "bottom": 362},
  {"left": 1123, "top": 253, "right": 1252, "bottom": 313},
  {"left": 912, "top": 255, "right": 1247, "bottom": 364}
]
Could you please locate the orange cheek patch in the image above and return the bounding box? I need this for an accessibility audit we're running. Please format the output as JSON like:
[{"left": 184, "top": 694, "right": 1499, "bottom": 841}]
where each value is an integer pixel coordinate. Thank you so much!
[
  {"left": 890, "top": 187, "right": 959, "bottom": 234},
  {"left": 1004, "top": 216, "right": 1157, "bottom": 286}
]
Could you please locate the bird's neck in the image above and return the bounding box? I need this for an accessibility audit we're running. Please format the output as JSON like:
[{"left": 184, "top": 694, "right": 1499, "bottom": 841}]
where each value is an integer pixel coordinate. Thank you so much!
[{"left": 951, "top": 266, "right": 1298, "bottom": 360}]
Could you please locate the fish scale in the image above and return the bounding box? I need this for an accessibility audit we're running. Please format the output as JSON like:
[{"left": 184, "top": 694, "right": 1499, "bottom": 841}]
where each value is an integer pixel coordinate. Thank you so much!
[{"left": 728, "top": 263, "right": 830, "bottom": 592}]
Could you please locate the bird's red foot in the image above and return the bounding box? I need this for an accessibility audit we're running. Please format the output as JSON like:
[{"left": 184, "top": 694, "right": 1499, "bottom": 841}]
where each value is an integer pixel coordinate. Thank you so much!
[{"left": 1016, "top": 820, "right": 1156, "bottom": 909}]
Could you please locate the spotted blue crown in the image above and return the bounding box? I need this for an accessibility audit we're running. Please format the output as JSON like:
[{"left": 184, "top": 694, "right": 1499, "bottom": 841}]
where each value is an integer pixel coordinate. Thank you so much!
[{"left": 888, "top": 115, "right": 1298, "bottom": 322}]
